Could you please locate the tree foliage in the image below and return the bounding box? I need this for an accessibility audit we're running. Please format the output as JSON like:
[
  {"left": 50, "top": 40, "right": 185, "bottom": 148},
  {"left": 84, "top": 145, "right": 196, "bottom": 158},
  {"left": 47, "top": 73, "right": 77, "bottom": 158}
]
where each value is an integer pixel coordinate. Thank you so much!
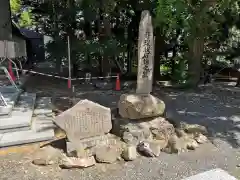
[
  {"left": 13, "top": 0, "right": 240, "bottom": 83},
  {"left": 10, "top": 0, "right": 34, "bottom": 28}
]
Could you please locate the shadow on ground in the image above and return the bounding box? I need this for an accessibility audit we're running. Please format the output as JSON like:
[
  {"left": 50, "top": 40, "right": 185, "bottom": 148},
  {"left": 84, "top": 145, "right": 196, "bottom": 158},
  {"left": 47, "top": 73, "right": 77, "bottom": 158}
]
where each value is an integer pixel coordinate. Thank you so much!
[
  {"left": 154, "top": 82, "right": 240, "bottom": 148},
  {"left": 25, "top": 75, "right": 240, "bottom": 148}
]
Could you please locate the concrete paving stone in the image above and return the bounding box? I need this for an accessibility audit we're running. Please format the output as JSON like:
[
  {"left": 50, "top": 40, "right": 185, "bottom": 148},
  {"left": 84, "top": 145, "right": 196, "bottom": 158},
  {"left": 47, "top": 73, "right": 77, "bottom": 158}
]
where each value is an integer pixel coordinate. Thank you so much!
[
  {"left": 0, "top": 129, "right": 54, "bottom": 147},
  {"left": 0, "top": 93, "right": 36, "bottom": 131},
  {"left": 182, "top": 168, "right": 237, "bottom": 180}
]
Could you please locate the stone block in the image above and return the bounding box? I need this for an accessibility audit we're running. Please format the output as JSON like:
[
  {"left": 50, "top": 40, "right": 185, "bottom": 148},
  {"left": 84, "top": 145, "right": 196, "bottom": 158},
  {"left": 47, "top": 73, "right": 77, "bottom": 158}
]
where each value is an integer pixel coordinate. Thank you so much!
[{"left": 53, "top": 99, "right": 112, "bottom": 141}]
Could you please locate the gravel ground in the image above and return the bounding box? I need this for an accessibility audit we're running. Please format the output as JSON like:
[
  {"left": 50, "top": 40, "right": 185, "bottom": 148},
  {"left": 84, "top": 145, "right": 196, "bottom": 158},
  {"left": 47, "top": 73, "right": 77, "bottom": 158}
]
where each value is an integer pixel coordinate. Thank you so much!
[{"left": 0, "top": 76, "right": 240, "bottom": 180}]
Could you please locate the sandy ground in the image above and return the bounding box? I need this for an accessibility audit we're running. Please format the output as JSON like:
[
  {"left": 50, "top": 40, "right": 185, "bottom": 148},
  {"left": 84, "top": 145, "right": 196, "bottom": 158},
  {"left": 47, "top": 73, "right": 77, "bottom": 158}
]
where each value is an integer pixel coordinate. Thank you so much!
[{"left": 0, "top": 75, "right": 240, "bottom": 180}]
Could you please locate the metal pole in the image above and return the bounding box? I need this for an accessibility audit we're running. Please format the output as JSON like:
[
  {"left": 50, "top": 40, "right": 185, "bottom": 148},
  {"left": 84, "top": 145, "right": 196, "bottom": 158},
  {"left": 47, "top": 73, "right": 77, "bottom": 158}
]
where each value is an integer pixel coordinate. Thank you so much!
[{"left": 67, "top": 35, "right": 71, "bottom": 89}]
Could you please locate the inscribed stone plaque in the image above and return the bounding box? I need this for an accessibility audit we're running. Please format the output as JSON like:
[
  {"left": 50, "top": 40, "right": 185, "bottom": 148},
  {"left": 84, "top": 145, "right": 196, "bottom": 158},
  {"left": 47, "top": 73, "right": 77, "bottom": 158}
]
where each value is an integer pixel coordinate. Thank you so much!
[
  {"left": 136, "top": 10, "right": 154, "bottom": 94},
  {"left": 53, "top": 99, "right": 112, "bottom": 142}
]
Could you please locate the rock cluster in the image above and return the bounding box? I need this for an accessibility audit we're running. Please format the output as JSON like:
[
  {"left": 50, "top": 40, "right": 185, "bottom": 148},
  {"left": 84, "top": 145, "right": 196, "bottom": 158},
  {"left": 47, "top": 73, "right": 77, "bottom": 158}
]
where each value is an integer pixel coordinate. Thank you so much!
[
  {"left": 113, "top": 93, "right": 208, "bottom": 156},
  {"left": 32, "top": 94, "right": 208, "bottom": 169}
]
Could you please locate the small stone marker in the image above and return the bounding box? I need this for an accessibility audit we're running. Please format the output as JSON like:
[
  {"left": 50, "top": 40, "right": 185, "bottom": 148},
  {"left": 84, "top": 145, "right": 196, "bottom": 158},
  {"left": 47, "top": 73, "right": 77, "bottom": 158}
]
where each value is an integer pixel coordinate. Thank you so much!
[
  {"left": 182, "top": 168, "right": 237, "bottom": 180},
  {"left": 53, "top": 99, "right": 112, "bottom": 142},
  {"left": 136, "top": 10, "right": 154, "bottom": 94}
]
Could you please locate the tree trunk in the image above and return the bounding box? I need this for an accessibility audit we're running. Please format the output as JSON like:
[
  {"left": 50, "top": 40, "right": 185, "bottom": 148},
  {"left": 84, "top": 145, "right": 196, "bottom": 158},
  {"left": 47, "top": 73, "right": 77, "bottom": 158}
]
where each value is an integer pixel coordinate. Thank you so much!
[
  {"left": 188, "top": 37, "right": 204, "bottom": 87},
  {"left": 234, "top": 59, "right": 240, "bottom": 87},
  {"left": 0, "top": 0, "right": 12, "bottom": 40},
  {"left": 127, "top": 11, "right": 141, "bottom": 74},
  {"left": 66, "top": 0, "right": 78, "bottom": 77},
  {"left": 153, "top": 28, "right": 165, "bottom": 81},
  {"left": 171, "top": 47, "right": 177, "bottom": 76},
  {"left": 55, "top": 57, "right": 62, "bottom": 74},
  {"left": 83, "top": 21, "right": 92, "bottom": 71},
  {"left": 236, "top": 76, "right": 240, "bottom": 87},
  {"left": 102, "top": 15, "right": 111, "bottom": 75}
]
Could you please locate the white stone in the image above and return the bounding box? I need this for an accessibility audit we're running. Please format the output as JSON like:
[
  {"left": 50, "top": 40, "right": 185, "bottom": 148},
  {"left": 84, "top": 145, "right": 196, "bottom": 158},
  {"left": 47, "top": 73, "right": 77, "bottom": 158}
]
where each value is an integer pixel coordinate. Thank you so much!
[
  {"left": 61, "top": 156, "right": 96, "bottom": 168},
  {"left": 136, "top": 10, "right": 154, "bottom": 94},
  {"left": 121, "top": 145, "right": 137, "bottom": 161},
  {"left": 182, "top": 168, "right": 237, "bottom": 180}
]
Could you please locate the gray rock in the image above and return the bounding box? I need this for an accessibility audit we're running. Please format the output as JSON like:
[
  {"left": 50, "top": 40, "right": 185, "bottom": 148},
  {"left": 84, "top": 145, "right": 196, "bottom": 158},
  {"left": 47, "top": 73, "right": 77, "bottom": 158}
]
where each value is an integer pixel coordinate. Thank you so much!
[
  {"left": 95, "top": 145, "right": 120, "bottom": 164},
  {"left": 154, "top": 139, "right": 168, "bottom": 150},
  {"left": 112, "top": 117, "right": 174, "bottom": 147},
  {"left": 194, "top": 133, "right": 208, "bottom": 144},
  {"left": 32, "top": 146, "right": 63, "bottom": 166},
  {"left": 186, "top": 138, "right": 199, "bottom": 150},
  {"left": 112, "top": 118, "right": 152, "bottom": 145},
  {"left": 66, "top": 134, "right": 118, "bottom": 157},
  {"left": 122, "top": 131, "right": 138, "bottom": 145},
  {"left": 32, "top": 158, "right": 54, "bottom": 166},
  {"left": 61, "top": 156, "right": 96, "bottom": 169},
  {"left": 149, "top": 117, "right": 175, "bottom": 142},
  {"left": 180, "top": 122, "right": 208, "bottom": 135},
  {"left": 175, "top": 128, "right": 187, "bottom": 138},
  {"left": 148, "top": 141, "right": 161, "bottom": 157},
  {"left": 164, "top": 135, "right": 183, "bottom": 154},
  {"left": 137, "top": 141, "right": 158, "bottom": 157}
]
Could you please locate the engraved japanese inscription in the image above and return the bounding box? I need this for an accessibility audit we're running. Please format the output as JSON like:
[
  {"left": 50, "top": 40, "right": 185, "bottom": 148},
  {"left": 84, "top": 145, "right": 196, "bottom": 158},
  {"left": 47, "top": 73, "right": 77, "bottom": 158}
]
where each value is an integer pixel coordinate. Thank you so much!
[{"left": 136, "top": 10, "right": 154, "bottom": 94}]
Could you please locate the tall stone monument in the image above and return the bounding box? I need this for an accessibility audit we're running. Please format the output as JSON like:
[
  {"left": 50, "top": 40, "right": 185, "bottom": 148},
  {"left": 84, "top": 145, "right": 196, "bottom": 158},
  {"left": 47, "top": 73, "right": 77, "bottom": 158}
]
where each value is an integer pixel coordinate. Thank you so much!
[
  {"left": 136, "top": 10, "right": 154, "bottom": 94},
  {"left": 0, "top": 0, "right": 12, "bottom": 41}
]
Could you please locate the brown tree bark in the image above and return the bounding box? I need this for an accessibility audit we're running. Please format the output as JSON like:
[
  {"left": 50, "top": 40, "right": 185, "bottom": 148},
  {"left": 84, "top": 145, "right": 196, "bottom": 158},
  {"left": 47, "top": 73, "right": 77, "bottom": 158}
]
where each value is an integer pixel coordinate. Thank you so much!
[
  {"left": 66, "top": 0, "right": 78, "bottom": 77},
  {"left": 153, "top": 28, "right": 165, "bottom": 81},
  {"left": 188, "top": 37, "right": 204, "bottom": 86},
  {"left": 102, "top": 15, "right": 111, "bottom": 75},
  {"left": 0, "top": 0, "right": 12, "bottom": 40}
]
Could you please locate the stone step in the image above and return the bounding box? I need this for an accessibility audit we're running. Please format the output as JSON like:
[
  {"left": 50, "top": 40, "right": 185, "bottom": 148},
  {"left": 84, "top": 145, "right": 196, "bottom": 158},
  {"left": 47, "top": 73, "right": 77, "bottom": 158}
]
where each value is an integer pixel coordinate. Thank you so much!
[
  {"left": 182, "top": 168, "right": 237, "bottom": 180},
  {"left": 0, "top": 86, "right": 19, "bottom": 93},
  {"left": 32, "top": 97, "right": 56, "bottom": 132},
  {"left": 0, "top": 96, "right": 55, "bottom": 147},
  {"left": 33, "top": 97, "right": 53, "bottom": 116},
  {"left": 0, "top": 129, "right": 54, "bottom": 147},
  {"left": 0, "top": 90, "right": 22, "bottom": 116},
  {"left": 0, "top": 93, "right": 36, "bottom": 132}
]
